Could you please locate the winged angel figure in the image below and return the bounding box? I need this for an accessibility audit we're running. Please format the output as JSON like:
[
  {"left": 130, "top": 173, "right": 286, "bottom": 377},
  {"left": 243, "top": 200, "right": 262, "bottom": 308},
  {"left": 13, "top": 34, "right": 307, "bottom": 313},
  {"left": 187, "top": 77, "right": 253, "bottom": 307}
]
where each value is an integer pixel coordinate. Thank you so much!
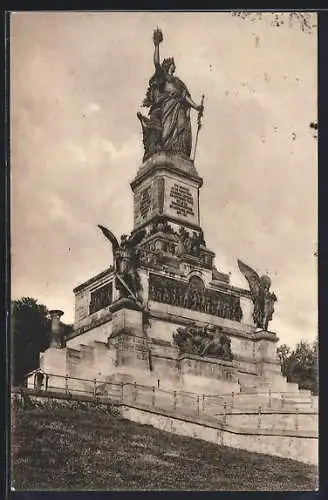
[
  {"left": 98, "top": 225, "right": 145, "bottom": 301},
  {"left": 237, "top": 259, "right": 277, "bottom": 331}
]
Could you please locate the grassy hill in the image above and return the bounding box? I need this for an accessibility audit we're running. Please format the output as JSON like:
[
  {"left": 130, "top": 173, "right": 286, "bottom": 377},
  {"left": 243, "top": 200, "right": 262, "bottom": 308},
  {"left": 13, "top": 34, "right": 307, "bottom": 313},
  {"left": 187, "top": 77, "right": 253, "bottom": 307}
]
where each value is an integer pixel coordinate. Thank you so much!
[{"left": 11, "top": 398, "right": 318, "bottom": 491}]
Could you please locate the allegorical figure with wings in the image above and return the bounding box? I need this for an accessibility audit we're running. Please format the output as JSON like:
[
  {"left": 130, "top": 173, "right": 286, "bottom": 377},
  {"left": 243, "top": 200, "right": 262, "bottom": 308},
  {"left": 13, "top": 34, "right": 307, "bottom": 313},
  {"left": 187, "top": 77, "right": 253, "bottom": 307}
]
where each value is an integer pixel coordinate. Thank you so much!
[
  {"left": 98, "top": 225, "right": 145, "bottom": 301},
  {"left": 237, "top": 259, "right": 277, "bottom": 331},
  {"left": 137, "top": 28, "right": 204, "bottom": 161}
]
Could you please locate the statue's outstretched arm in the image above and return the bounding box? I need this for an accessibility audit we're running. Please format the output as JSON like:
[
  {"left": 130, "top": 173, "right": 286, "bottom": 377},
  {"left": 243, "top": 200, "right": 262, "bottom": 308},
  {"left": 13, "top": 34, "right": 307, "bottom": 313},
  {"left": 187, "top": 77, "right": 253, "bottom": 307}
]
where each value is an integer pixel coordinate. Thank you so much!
[
  {"left": 153, "top": 28, "right": 163, "bottom": 67},
  {"left": 154, "top": 44, "right": 160, "bottom": 67}
]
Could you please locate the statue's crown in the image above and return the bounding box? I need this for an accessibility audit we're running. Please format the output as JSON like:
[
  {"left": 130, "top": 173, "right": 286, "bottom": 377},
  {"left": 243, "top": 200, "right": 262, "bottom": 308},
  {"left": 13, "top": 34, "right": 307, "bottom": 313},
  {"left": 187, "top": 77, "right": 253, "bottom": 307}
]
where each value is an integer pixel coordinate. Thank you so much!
[
  {"left": 162, "top": 57, "right": 175, "bottom": 71},
  {"left": 260, "top": 275, "right": 271, "bottom": 287}
]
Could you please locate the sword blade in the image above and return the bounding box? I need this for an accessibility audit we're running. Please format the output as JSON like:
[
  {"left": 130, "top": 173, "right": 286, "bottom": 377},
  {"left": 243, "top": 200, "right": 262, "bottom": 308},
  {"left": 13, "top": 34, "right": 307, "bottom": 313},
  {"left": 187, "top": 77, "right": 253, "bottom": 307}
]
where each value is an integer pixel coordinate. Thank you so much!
[
  {"left": 115, "top": 273, "right": 139, "bottom": 303},
  {"left": 192, "top": 94, "right": 204, "bottom": 162}
]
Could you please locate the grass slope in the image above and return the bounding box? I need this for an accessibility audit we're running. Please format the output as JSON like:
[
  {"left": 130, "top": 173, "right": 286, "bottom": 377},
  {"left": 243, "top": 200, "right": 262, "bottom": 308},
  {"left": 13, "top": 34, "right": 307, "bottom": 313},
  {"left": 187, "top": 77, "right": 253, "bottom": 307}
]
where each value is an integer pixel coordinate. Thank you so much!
[{"left": 11, "top": 401, "right": 318, "bottom": 491}]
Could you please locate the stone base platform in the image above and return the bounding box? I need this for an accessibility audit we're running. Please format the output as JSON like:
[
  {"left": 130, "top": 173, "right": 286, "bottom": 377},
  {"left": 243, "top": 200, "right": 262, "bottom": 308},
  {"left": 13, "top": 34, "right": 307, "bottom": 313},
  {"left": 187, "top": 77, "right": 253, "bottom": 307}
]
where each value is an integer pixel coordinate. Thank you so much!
[
  {"left": 177, "top": 354, "right": 240, "bottom": 394},
  {"left": 34, "top": 292, "right": 303, "bottom": 401}
]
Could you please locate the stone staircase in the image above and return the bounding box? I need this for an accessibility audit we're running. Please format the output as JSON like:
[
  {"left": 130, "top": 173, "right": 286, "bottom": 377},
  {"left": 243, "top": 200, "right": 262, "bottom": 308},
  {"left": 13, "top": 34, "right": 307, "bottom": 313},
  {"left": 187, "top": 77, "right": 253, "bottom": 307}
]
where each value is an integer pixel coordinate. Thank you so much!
[{"left": 55, "top": 339, "right": 317, "bottom": 423}]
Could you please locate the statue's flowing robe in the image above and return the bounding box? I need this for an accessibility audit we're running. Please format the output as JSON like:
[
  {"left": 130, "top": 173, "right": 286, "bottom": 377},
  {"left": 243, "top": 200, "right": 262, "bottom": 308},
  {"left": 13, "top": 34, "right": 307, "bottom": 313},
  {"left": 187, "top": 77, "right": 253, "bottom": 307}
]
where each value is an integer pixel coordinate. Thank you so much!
[
  {"left": 143, "top": 63, "right": 192, "bottom": 157},
  {"left": 254, "top": 289, "right": 265, "bottom": 328}
]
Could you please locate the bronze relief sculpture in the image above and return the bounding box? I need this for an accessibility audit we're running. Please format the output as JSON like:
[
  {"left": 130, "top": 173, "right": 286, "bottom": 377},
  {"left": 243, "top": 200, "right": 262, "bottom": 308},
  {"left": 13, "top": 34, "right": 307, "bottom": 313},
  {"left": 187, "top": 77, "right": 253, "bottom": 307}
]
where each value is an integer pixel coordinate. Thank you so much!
[
  {"left": 148, "top": 273, "right": 243, "bottom": 322},
  {"left": 173, "top": 323, "right": 233, "bottom": 361}
]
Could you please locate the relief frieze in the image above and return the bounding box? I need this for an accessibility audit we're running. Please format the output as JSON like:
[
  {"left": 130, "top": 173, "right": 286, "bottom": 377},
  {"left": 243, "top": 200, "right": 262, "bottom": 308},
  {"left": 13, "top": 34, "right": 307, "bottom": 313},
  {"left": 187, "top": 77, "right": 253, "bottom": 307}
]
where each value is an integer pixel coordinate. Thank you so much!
[
  {"left": 89, "top": 281, "right": 113, "bottom": 315},
  {"left": 148, "top": 273, "right": 243, "bottom": 322}
]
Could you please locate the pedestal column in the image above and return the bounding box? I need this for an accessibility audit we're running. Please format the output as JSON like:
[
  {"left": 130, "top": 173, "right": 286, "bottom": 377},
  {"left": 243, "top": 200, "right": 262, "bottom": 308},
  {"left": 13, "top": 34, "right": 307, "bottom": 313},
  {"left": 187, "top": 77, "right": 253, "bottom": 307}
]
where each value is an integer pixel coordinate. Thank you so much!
[
  {"left": 39, "top": 309, "right": 67, "bottom": 387},
  {"left": 49, "top": 309, "right": 64, "bottom": 348}
]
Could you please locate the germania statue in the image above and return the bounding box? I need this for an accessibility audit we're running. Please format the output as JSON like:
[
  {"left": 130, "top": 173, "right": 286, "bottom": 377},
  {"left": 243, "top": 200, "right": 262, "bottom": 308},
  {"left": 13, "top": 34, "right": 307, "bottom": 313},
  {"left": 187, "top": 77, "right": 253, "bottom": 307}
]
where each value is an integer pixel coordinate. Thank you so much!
[{"left": 137, "top": 28, "right": 204, "bottom": 161}]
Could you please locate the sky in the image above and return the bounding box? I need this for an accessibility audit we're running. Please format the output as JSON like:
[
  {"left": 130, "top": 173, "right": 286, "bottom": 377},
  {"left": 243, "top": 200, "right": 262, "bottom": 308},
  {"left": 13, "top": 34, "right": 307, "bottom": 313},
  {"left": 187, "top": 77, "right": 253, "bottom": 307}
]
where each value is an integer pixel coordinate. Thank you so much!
[{"left": 10, "top": 12, "right": 317, "bottom": 347}]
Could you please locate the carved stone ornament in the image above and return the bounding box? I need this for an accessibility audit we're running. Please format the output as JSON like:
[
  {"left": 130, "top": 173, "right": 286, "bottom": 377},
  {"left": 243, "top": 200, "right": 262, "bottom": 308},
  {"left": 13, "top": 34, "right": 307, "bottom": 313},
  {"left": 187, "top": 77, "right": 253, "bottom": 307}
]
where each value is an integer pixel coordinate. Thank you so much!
[
  {"left": 149, "top": 273, "right": 243, "bottom": 322},
  {"left": 137, "top": 220, "right": 212, "bottom": 269},
  {"left": 173, "top": 323, "right": 233, "bottom": 361}
]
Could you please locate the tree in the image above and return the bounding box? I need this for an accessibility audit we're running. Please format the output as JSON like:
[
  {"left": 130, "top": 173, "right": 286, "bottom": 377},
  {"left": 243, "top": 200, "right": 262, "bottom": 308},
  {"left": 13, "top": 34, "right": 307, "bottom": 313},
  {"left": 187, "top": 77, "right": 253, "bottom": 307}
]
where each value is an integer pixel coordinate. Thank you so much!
[
  {"left": 11, "top": 297, "right": 73, "bottom": 386},
  {"left": 277, "top": 343, "right": 291, "bottom": 364},
  {"left": 277, "top": 339, "right": 318, "bottom": 395},
  {"left": 231, "top": 12, "right": 316, "bottom": 34}
]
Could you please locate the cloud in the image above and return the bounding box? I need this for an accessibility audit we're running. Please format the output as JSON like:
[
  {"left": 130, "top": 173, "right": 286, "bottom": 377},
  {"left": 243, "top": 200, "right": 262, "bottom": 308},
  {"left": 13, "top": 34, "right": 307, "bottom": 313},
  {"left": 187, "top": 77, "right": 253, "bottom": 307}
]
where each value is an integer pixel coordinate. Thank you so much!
[{"left": 87, "top": 102, "right": 100, "bottom": 113}]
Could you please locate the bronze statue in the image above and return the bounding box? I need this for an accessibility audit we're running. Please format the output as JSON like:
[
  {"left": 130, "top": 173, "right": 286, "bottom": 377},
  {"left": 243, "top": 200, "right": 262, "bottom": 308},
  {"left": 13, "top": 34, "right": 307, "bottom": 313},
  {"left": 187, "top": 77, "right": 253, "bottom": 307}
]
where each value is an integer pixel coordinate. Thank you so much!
[
  {"left": 98, "top": 225, "right": 145, "bottom": 301},
  {"left": 237, "top": 259, "right": 277, "bottom": 331},
  {"left": 137, "top": 28, "right": 204, "bottom": 161}
]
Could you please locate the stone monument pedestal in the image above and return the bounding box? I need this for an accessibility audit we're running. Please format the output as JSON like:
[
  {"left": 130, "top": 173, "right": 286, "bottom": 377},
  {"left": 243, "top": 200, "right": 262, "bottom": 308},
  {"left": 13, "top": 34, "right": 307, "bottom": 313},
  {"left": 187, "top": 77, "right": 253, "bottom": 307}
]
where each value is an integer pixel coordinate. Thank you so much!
[
  {"left": 107, "top": 298, "right": 152, "bottom": 384},
  {"left": 177, "top": 353, "right": 241, "bottom": 394},
  {"left": 38, "top": 347, "right": 67, "bottom": 389},
  {"left": 110, "top": 297, "right": 144, "bottom": 336}
]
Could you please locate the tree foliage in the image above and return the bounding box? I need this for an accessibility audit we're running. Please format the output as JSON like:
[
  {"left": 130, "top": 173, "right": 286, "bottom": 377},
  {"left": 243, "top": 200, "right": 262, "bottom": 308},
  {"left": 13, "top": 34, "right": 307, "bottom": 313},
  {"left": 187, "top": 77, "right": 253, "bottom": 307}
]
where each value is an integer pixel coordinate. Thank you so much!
[
  {"left": 277, "top": 339, "right": 318, "bottom": 394},
  {"left": 11, "top": 297, "right": 73, "bottom": 386},
  {"left": 231, "top": 12, "right": 316, "bottom": 34}
]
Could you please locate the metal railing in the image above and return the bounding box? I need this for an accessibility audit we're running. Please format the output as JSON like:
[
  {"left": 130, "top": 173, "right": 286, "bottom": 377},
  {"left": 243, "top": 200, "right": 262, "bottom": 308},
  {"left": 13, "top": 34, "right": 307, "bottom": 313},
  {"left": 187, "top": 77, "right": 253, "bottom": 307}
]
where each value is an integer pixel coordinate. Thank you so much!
[
  {"left": 24, "top": 372, "right": 318, "bottom": 432},
  {"left": 202, "top": 390, "right": 316, "bottom": 412}
]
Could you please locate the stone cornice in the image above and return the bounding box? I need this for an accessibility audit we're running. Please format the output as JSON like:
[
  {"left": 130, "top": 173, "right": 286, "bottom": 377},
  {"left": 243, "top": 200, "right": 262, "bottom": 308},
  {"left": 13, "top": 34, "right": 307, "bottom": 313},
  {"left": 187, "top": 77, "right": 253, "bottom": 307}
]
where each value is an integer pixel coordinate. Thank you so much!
[
  {"left": 67, "top": 312, "right": 112, "bottom": 340},
  {"left": 109, "top": 297, "right": 143, "bottom": 314},
  {"left": 147, "top": 307, "right": 257, "bottom": 339},
  {"left": 208, "top": 280, "right": 252, "bottom": 299},
  {"left": 178, "top": 352, "right": 234, "bottom": 367},
  {"left": 254, "top": 330, "right": 279, "bottom": 342},
  {"left": 150, "top": 337, "right": 173, "bottom": 347},
  {"left": 132, "top": 213, "right": 202, "bottom": 233},
  {"left": 73, "top": 267, "right": 114, "bottom": 294},
  {"left": 130, "top": 153, "right": 203, "bottom": 191},
  {"left": 108, "top": 329, "right": 146, "bottom": 341},
  {"left": 67, "top": 309, "right": 277, "bottom": 346}
]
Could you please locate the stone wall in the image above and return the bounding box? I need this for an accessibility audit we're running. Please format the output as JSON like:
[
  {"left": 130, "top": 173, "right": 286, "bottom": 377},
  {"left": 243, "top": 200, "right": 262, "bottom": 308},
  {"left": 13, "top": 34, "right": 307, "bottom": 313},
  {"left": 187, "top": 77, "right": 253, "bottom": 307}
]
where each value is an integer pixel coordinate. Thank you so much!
[
  {"left": 73, "top": 269, "right": 116, "bottom": 329},
  {"left": 178, "top": 354, "right": 240, "bottom": 394},
  {"left": 147, "top": 317, "right": 181, "bottom": 343},
  {"left": 224, "top": 411, "right": 318, "bottom": 432},
  {"left": 67, "top": 320, "right": 112, "bottom": 349},
  {"left": 13, "top": 388, "right": 317, "bottom": 466},
  {"left": 121, "top": 404, "right": 318, "bottom": 465}
]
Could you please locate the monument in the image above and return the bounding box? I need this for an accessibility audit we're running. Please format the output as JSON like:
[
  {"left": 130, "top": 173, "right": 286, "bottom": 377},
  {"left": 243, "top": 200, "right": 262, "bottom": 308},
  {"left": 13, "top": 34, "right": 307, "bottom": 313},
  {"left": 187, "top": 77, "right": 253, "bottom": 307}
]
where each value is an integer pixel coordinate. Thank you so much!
[{"left": 35, "top": 29, "right": 299, "bottom": 396}]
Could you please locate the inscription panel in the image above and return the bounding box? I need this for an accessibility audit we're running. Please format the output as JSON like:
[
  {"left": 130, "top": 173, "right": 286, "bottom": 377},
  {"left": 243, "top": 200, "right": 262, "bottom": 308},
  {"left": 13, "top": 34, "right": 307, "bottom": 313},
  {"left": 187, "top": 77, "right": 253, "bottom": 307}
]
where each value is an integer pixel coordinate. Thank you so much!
[
  {"left": 134, "top": 181, "right": 155, "bottom": 227},
  {"left": 169, "top": 184, "right": 195, "bottom": 217},
  {"left": 164, "top": 177, "right": 199, "bottom": 225},
  {"left": 134, "top": 176, "right": 199, "bottom": 228},
  {"left": 139, "top": 186, "right": 152, "bottom": 219},
  {"left": 75, "top": 291, "right": 89, "bottom": 322}
]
